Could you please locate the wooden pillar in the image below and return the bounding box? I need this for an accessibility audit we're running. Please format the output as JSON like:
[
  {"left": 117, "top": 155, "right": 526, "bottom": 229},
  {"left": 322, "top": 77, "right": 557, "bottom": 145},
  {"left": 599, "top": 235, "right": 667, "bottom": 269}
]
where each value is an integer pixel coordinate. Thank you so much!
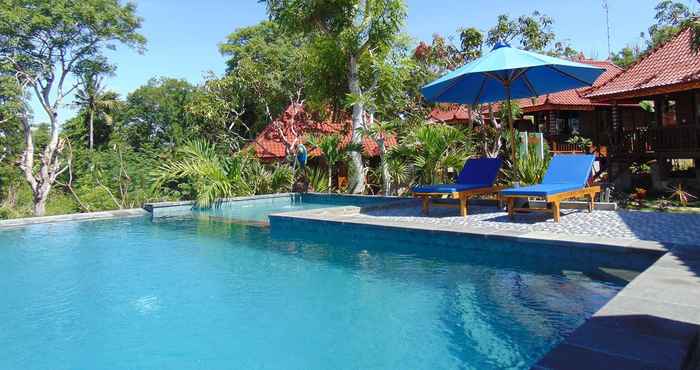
[
  {"left": 548, "top": 110, "right": 558, "bottom": 137},
  {"left": 654, "top": 97, "right": 663, "bottom": 128},
  {"left": 611, "top": 103, "right": 620, "bottom": 132},
  {"left": 610, "top": 102, "right": 621, "bottom": 151}
]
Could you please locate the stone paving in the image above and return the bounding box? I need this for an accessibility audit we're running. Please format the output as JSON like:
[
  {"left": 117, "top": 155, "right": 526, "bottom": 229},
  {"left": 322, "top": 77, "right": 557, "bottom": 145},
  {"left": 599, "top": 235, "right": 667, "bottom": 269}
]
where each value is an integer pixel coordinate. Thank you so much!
[{"left": 350, "top": 200, "right": 700, "bottom": 247}]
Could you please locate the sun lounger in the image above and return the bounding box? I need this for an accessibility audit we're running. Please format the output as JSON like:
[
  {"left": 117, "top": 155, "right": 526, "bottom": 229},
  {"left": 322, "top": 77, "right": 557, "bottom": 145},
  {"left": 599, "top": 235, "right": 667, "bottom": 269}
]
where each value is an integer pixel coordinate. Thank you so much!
[
  {"left": 500, "top": 154, "right": 600, "bottom": 222},
  {"left": 412, "top": 158, "right": 503, "bottom": 217}
]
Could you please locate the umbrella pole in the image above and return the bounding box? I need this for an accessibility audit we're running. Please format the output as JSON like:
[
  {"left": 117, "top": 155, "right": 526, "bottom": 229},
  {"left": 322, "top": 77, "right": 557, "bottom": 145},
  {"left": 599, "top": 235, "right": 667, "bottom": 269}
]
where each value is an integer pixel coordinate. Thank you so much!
[{"left": 505, "top": 83, "right": 518, "bottom": 184}]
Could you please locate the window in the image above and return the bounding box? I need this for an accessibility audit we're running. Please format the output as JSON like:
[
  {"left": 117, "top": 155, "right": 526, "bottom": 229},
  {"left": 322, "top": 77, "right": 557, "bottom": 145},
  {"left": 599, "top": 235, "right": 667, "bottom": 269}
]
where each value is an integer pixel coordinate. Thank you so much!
[
  {"left": 667, "top": 158, "right": 696, "bottom": 178},
  {"left": 663, "top": 99, "right": 677, "bottom": 127}
]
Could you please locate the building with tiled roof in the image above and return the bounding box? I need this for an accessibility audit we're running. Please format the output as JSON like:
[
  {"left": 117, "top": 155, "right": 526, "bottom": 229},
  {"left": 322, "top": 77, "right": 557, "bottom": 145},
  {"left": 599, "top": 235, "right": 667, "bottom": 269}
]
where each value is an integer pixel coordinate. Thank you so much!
[
  {"left": 511, "top": 59, "right": 650, "bottom": 155},
  {"left": 252, "top": 103, "right": 397, "bottom": 161},
  {"left": 588, "top": 27, "right": 700, "bottom": 189},
  {"left": 589, "top": 28, "right": 700, "bottom": 101},
  {"left": 427, "top": 104, "right": 475, "bottom": 125},
  {"left": 428, "top": 59, "right": 649, "bottom": 155}
]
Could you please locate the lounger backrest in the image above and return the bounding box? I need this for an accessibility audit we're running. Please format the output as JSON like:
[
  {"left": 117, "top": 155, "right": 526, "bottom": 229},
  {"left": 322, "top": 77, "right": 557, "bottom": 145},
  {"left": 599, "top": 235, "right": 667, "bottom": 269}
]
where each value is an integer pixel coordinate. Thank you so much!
[
  {"left": 456, "top": 158, "right": 502, "bottom": 186},
  {"left": 542, "top": 154, "right": 595, "bottom": 186}
]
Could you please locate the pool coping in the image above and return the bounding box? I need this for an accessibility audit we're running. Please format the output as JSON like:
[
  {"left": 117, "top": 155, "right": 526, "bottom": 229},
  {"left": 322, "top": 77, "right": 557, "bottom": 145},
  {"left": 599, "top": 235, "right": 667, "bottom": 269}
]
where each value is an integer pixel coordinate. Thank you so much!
[
  {"left": 268, "top": 203, "right": 700, "bottom": 370},
  {"left": 0, "top": 208, "right": 149, "bottom": 229}
]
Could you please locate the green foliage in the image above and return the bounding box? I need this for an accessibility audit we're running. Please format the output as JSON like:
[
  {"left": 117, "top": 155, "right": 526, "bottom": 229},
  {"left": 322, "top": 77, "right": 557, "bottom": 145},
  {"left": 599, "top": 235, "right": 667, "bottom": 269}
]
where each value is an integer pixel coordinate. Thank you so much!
[
  {"left": 514, "top": 146, "right": 551, "bottom": 185},
  {"left": 391, "top": 123, "right": 473, "bottom": 185},
  {"left": 73, "top": 59, "right": 118, "bottom": 149},
  {"left": 121, "top": 77, "right": 197, "bottom": 149},
  {"left": 305, "top": 166, "right": 329, "bottom": 193},
  {"left": 219, "top": 21, "right": 309, "bottom": 133},
  {"left": 307, "top": 133, "right": 347, "bottom": 192},
  {"left": 566, "top": 135, "right": 593, "bottom": 152},
  {"left": 639, "top": 100, "right": 655, "bottom": 113},
  {"left": 152, "top": 140, "right": 294, "bottom": 207},
  {"left": 486, "top": 12, "right": 555, "bottom": 51},
  {"left": 611, "top": 45, "right": 643, "bottom": 69},
  {"left": 630, "top": 161, "right": 653, "bottom": 175},
  {"left": 648, "top": 0, "right": 692, "bottom": 49},
  {"left": 459, "top": 28, "right": 484, "bottom": 61}
]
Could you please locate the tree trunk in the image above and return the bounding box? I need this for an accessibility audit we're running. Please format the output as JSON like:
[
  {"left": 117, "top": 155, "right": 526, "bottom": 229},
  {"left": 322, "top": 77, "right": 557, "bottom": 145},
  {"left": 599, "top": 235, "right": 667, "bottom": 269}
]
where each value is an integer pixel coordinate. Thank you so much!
[
  {"left": 378, "top": 138, "right": 390, "bottom": 196},
  {"left": 88, "top": 109, "right": 95, "bottom": 150},
  {"left": 328, "top": 164, "right": 332, "bottom": 193},
  {"left": 33, "top": 187, "right": 49, "bottom": 216},
  {"left": 19, "top": 111, "right": 63, "bottom": 217},
  {"left": 347, "top": 54, "right": 365, "bottom": 194}
]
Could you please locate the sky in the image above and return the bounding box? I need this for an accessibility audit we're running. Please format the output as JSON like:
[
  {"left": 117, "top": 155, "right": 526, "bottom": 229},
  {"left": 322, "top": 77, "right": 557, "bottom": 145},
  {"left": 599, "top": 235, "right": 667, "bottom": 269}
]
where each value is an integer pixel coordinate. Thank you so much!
[{"left": 31, "top": 0, "right": 698, "bottom": 124}]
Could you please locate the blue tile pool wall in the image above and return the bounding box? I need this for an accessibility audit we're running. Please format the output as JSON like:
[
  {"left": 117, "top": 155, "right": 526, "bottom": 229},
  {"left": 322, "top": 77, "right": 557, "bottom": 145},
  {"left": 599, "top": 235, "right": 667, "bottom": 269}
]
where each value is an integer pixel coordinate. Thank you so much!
[
  {"left": 269, "top": 215, "right": 660, "bottom": 279},
  {"left": 149, "top": 193, "right": 405, "bottom": 219},
  {"left": 298, "top": 193, "right": 404, "bottom": 206}
]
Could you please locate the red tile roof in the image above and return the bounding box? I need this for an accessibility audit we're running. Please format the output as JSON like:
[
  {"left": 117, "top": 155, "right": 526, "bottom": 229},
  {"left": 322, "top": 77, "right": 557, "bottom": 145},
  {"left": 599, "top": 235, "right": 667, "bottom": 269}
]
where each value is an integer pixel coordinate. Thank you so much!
[
  {"left": 252, "top": 103, "right": 397, "bottom": 161},
  {"left": 589, "top": 27, "right": 700, "bottom": 100},
  {"left": 428, "top": 104, "right": 474, "bottom": 123}
]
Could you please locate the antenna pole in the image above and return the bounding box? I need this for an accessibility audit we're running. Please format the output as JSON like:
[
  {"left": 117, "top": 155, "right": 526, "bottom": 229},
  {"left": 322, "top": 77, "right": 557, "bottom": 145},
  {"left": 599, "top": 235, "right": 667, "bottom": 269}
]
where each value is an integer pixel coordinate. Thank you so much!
[{"left": 603, "top": 0, "right": 611, "bottom": 57}]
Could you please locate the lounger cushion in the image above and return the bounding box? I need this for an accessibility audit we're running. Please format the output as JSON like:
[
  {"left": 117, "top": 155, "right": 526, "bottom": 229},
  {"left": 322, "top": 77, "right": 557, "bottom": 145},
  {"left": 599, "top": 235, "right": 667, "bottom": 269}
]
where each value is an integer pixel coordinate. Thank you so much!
[
  {"left": 413, "top": 183, "right": 492, "bottom": 194},
  {"left": 456, "top": 158, "right": 503, "bottom": 185},
  {"left": 542, "top": 154, "right": 595, "bottom": 187},
  {"left": 500, "top": 183, "right": 583, "bottom": 197}
]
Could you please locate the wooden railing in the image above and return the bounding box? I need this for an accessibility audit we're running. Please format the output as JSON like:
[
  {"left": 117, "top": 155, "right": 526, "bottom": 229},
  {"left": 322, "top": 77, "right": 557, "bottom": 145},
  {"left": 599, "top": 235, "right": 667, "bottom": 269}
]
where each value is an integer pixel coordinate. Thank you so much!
[
  {"left": 612, "top": 126, "right": 700, "bottom": 156},
  {"left": 548, "top": 140, "right": 584, "bottom": 154},
  {"left": 648, "top": 126, "right": 699, "bottom": 152}
]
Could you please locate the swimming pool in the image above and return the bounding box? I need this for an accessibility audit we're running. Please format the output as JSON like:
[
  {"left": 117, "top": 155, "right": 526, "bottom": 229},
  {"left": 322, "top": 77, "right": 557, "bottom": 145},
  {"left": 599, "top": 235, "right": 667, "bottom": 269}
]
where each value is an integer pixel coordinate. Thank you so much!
[
  {"left": 0, "top": 209, "right": 654, "bottom": 369},
  {"left": 170, "top": 193, "right": 402, "bottom": 223}
]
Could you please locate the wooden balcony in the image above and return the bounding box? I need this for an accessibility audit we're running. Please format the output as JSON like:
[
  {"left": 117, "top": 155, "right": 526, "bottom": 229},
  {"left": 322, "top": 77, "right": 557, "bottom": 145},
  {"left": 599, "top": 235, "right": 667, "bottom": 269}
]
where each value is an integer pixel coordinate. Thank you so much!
[{"left": 613, "top": 126, "right": 700, "bottom": 158}]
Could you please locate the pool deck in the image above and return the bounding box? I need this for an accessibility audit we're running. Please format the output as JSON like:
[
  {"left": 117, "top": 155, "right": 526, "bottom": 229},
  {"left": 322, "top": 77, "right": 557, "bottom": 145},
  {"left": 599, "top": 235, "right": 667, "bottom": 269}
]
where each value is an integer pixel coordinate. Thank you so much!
[{"left": 270, "top": 199, "right": 700, "bottom": 370}]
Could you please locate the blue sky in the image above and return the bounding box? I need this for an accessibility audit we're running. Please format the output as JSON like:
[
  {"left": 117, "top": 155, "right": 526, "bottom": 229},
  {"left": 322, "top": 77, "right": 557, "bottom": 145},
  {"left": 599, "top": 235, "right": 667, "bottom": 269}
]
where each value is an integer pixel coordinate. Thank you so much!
[{"left": 33, "top": 0, "right": 697, "bottom": 123}]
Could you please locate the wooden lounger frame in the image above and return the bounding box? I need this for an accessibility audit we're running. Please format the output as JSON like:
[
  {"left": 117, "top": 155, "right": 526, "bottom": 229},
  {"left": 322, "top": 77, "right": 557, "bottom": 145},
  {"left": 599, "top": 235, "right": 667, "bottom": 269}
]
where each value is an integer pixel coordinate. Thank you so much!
[
  {"left": 502, "top": 186, "right": 601, "bottom": 222},
  {"left": 413, "top": 186, "right": 505, "bottom": 217}
]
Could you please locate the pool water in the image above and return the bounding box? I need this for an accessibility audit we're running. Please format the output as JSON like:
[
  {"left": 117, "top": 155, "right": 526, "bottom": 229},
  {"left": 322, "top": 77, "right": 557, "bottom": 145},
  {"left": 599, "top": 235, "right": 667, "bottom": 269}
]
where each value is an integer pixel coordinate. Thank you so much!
[
  {"left": 192, "top": 194, "right": 395, "bottom": 223},
  {"left": 0, "top": 216, "right": 653, "bottom": 370}
]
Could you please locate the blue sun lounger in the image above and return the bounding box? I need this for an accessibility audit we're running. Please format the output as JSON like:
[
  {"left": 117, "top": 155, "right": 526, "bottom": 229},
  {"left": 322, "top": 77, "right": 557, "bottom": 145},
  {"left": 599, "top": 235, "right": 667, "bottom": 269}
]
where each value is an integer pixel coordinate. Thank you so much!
[
  {"left": 412, "top": 158, "right": 503, "bottom": 217},
  {"left": 500, "top": 154, "right": 600, "bottom": 222}
]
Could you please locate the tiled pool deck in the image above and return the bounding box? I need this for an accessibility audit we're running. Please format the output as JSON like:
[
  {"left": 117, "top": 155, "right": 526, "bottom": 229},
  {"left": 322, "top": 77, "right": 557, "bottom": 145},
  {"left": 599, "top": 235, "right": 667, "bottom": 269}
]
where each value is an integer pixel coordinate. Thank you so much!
[{"left": 270, "top": 198, "right": 700, "bottom": 370}]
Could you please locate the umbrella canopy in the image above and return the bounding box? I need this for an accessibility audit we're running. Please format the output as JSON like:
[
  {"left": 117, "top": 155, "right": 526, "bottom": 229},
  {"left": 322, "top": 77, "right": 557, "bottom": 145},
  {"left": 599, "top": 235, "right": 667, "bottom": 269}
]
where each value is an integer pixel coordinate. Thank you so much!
[
  {"left": 422, "top": 43, "right": 605, "bottom": 105},
  {"left": 420, "top": 43, "right": 605, "bottom": 182}
]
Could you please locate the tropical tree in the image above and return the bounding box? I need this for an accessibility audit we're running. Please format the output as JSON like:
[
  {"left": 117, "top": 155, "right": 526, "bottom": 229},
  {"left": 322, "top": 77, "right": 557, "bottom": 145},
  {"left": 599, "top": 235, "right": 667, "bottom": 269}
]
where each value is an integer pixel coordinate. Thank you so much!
[
  {"left": 219, "top": 21, "right": 309, "bottom": 135},
  {"left": 0, "top": 0, "right": 145, "bottom": 216},
  {"left": 648, "top": 0, "right": 694, "bottom": 49},
  {"left": 152, "top": 140, "right": 293, "bottom": 207},
  {"left": 611, "top": 44, "right": 643, "bottom": 69},
  {"left": 121, "top": 77, "right": 196, "bottom": 150},
  {"left": 264, "top": 0, "right": 407, "bottom": 194},
  {"left": 187, "top": 72, "right": 251, "bottom": 150},
  {"left": 307, "top": 134, "right": 345, "bottom": 193},
  {"left": 391, "top": 123, "right": 474, "bottom": 185},
  {"left": 73, "top": 60, "right": 117, "bottom": 150},
  {"left": 0, "top": 71, "right": 24, "bottom": 165},
  {"left": 486, "top": 12, "right": 555, "bottom": 51}
]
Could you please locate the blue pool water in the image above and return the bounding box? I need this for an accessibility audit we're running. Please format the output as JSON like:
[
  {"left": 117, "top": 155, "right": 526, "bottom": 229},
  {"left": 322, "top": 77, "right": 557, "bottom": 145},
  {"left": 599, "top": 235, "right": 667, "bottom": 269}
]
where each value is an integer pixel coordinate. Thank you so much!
[
  {"left": 0, "top": 215, "right": 653, "bottom": 370},
  {"left": 193, "top": 194, "right": 396, "bottom": 222}
]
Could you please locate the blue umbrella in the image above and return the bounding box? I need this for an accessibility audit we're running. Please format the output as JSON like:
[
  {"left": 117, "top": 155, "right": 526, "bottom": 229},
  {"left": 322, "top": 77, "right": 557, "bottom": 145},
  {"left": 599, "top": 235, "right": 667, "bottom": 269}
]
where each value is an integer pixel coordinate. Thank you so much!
[{"left": 421, "top": 43, "right": 605, "bottom": 180}]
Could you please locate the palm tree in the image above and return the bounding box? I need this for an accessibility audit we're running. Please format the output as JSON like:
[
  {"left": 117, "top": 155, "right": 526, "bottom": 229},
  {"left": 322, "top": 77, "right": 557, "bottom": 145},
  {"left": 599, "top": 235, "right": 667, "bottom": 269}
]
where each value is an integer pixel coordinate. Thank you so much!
[
  {"left": 73, "top": 71, "right": 117, "bottom": 150},
  {"left": 358, "top": 119, "right": 398, "bottom": 195},
  {"left": 307, "top": 134, "right": 346, "bottom": 193},
  {"left": 393, "top": 123, "right": 474, "bottom": 185},
  {"left": 152, "top": 140, "right": 293, "bottom": 207}
]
